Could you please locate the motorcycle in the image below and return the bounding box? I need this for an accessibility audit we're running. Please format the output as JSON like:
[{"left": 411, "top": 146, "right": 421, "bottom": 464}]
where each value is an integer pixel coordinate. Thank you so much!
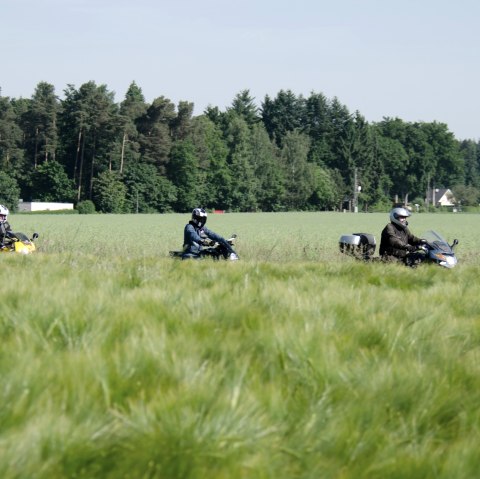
[
  {"left": 339, "top": 230, "right": 458, "bottom": 268},
  {"left": 170, "top": 234, "right": 238, "bottom": 260},
  {"left": 1, "top": 231, "right": 39, "bottom": 255}
]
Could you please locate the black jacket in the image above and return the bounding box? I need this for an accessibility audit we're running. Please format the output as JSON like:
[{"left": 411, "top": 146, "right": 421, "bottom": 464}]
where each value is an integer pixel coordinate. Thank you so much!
[
  {"left": 0, "top": 221, "right": 12, "bottom": 245},
  {"left": 379, "top": 222, "right": 421, "bottom": 259}
]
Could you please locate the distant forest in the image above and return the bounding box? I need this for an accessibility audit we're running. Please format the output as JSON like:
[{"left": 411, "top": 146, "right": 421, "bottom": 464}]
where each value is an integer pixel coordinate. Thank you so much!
[{"left": 0, "top": 81, "right": 479, "bottom": 213}]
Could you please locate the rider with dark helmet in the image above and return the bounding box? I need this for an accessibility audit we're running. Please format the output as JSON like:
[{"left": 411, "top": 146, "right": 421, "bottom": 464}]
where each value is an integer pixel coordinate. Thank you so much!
[
  {"left": 182, "top": 208, "right": 239, "bottom": 260},
  {"left": 379, "top": 207, "right": 424, "bottom": 261}
]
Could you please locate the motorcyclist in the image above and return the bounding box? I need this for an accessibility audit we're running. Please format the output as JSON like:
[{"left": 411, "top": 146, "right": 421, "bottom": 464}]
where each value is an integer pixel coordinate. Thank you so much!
[
  {"left": 182, "top": 208, "right": 239, "bottom": 260},
  {"left": 0, "top": 204, "right": 12, "bottom": 248},
  {"left": 379, "top": 207, "right": 424, "bottom": 261}
]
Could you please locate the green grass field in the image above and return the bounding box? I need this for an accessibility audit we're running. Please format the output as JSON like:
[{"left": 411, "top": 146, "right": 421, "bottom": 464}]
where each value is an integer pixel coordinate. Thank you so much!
[
  {"left": 9, "top": 211, "right": 479, "bottom": 262},
  {"left": 1, "top": 212, "right": 479, "bottom": 478}
]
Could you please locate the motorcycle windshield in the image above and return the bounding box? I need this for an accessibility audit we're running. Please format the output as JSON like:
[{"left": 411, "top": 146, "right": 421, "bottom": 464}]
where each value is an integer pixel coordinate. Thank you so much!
[
  {"left": 9, "top": 231, "right": 30, "bottom": 241},
  {"left": 422, "top": 230, "right": 453, "bottom": 253}
]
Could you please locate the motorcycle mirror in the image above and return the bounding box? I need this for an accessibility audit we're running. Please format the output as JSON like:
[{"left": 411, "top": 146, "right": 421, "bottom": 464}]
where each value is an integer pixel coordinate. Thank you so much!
[{"left": 32, "top": 233, "right": 39, "bottom": 240}]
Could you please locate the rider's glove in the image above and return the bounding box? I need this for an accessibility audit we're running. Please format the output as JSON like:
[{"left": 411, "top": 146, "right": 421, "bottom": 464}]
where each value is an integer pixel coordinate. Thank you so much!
[
  {"left": 202, "top": 238, "right": 213, "bottom": 246},
  {"left": 405, "top": 244, "right": 416, "bottom": 252}
]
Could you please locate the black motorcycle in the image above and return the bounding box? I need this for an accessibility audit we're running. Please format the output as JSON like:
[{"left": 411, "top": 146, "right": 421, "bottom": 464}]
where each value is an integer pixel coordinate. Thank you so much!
[
  {"left": 339, "top": 230, "right": 458, "bottom": 268},
  {"left": 170, "top": 234, "right": 238, "bottom": 260}
]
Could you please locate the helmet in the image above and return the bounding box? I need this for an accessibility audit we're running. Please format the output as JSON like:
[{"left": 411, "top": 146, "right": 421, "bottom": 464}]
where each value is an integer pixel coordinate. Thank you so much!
[
  {"left": 191, "top": 208, "right": 207, "bottom": 228},
  {"left": 0, "top": 204, "right": 9, "bottom": 224},
  {"left": 390, "top": 207, "right": 411, "bottom": 228}
]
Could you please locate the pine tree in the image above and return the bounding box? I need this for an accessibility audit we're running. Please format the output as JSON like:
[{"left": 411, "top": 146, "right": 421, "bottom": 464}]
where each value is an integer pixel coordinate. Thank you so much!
[
  {"left": 0, "top": 97, "right": 26, "bottom": 183},
  {"left": 228, "top": 90, "right": 259, "bottom": 127},
  {"left": 188, "top": 116, "right": 231, "bottom": 209},
  {"left": 118, "top": 82, "right": 147, "bottom": 173},
  {"left": 281, "top": 130, "right": 314, "bottom": 210},
  {"left": 167, "top": 140, "right": 199, "bottom": 212},
  {"left": 23, "top": 82, "right": 59, "bottom": 168},
  {"left": 225, "top": 116, "right": 258, "bottom": 211}
]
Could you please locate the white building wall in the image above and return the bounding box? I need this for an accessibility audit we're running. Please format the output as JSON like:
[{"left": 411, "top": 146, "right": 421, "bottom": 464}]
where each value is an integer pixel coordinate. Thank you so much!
[{"left": 18, "top": 202, "right": 74, "bottom": 212}]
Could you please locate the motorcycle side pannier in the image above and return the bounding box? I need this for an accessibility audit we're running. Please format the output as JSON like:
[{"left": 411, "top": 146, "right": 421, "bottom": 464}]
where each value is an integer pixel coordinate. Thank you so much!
[{"left": 339, "top": 233, "right": 376, "bottom": 260}]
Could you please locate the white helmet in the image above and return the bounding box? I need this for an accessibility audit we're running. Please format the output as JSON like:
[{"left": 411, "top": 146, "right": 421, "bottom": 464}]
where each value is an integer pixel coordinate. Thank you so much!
[
  {"left": 0, "top": 204, "right": 9, "bottom": 224},
  {"left": 191, "top": 208, "right": 207, "bottom": 228},
  {"left": 390, "top": 207, "right": 411, "bottom": 228}
]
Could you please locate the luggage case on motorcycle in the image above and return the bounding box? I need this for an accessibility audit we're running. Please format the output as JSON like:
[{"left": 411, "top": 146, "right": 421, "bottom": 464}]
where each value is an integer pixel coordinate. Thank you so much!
[{"left": 339, "top": 233, "right": 376, "bottom": 260}]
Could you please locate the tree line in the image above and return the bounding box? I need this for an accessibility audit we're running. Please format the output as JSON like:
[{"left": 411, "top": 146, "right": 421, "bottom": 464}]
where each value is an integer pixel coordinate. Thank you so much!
[{"left": 0, "top": 81, "right": 479, "bottom": 213}]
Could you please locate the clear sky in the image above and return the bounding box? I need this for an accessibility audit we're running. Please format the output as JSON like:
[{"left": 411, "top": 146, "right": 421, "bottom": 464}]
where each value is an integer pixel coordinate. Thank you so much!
[{"left": 2, "top": 0, "right": 479, "bottom": 140}]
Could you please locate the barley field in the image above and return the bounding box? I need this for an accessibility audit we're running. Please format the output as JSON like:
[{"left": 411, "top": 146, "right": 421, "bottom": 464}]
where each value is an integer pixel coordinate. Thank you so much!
[{"left": 1, "top": 212, "right": 479, "bottom": 479}]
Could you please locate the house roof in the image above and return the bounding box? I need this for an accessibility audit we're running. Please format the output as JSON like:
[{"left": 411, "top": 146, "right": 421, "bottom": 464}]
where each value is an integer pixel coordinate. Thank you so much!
[
  {"left": 430, "top": 188, "right": 455, "bottom": 206},
  {"left": 434, "top": 188, "right": 450, "bottom": 203}
]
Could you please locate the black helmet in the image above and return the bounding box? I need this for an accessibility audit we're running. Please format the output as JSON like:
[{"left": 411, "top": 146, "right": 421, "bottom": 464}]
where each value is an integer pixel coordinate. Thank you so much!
[
  {"left": 390, "top": 207, "right": 411, "bottom": 228},
  {"left": 191, "top": 208, "right": 207, "bottom": 228}
]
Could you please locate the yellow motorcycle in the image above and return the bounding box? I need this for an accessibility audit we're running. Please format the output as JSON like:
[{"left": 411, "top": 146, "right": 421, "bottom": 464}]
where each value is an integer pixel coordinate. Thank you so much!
[{"left": 1, "top": 231, "right": 39, "bottom": 254}]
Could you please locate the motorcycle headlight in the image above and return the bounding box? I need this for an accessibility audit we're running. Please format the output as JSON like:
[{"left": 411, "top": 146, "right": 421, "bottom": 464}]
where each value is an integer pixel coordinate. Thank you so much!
[{"left": 436, "top": 254, "right": 457, "bottom": 268}]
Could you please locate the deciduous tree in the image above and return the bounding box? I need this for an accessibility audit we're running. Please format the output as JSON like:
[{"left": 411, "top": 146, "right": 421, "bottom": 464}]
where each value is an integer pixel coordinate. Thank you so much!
[
  {"left": 30, "top": 160, "right": 75, "bottom": 202},
  {"left": 93, "top": 170, "right": 126, "bottom": 213}
]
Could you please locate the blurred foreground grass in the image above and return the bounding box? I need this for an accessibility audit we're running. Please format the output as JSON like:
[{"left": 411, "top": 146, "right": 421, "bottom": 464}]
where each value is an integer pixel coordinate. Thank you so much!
[{"left": 0, "top": 212, "right": 479, "bottom": 478}]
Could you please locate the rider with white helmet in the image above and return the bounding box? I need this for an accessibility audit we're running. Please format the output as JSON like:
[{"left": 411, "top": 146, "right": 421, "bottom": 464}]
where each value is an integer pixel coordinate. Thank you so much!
[
  {"left": 379, "top": 206, "right": 424, "bottom": 261},
  {"left": 0, "top": 204, "right": 9, "bottom": 223},
  {"left": 182, "top": 207, "right": 239, "bottom": 260},
  {"left": 0, "top": 204, "right": 12, "bottom": 248}
]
